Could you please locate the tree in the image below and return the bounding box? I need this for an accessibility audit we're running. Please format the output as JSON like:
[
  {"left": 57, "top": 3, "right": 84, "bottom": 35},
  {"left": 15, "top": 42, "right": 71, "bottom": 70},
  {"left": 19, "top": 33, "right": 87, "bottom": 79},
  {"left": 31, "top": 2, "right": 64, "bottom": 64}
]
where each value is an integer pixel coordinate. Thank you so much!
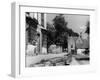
[
  {"left": 47, "top": 22, "right": 56, "bottom": 48},
  {"left": 85, "top": 21, "right": 90, "bottom": 34},
  {"left": 53, "top": 14, "right": 68, "bottom": 34},
  {"left": 53, "top": 14, "right": 68, "bottom": 49},
  {"left": 47, "top": 14, "right": 79, "bottom": 50},
  {"left": 67, "top": 28, "right": 79, "bottom": 37}
]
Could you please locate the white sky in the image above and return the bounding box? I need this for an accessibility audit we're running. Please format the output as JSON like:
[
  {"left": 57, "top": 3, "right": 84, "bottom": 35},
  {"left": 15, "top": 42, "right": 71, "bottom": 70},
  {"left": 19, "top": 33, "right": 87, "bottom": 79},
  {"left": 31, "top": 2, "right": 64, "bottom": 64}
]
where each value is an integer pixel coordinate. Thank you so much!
[{"left": 46, "top": 13, "right": 90, "bottom": 34}]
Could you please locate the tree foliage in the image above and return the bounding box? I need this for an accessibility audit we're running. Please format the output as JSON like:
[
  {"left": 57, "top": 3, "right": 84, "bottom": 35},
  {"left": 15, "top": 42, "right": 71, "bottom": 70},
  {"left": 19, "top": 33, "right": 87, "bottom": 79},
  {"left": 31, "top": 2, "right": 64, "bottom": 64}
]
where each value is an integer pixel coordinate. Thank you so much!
[
  {"left": 85, "top": 21, "right": 90, "bottom": 34},
  {"left": 47, "top": 14, "right": 79, "bottom": 49},
  {"left": 53, "top": 14, "right": 68, "bottom": 33}
]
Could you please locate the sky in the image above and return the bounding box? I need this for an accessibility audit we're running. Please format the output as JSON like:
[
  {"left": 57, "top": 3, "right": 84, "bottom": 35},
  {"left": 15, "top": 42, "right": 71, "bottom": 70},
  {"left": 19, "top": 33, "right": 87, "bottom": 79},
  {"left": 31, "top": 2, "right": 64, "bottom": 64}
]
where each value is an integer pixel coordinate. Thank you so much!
[{"left": 46, "top": 13, "right": 90, "bottom": 34}]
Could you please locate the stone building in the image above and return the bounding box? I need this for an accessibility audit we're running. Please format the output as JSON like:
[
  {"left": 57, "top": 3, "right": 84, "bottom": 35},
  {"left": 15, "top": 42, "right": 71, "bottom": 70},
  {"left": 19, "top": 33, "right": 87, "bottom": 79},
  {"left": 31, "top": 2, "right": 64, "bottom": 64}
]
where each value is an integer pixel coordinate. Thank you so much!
[{"left": 26, "top": 12, "right": 47, "bottom": 55}]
